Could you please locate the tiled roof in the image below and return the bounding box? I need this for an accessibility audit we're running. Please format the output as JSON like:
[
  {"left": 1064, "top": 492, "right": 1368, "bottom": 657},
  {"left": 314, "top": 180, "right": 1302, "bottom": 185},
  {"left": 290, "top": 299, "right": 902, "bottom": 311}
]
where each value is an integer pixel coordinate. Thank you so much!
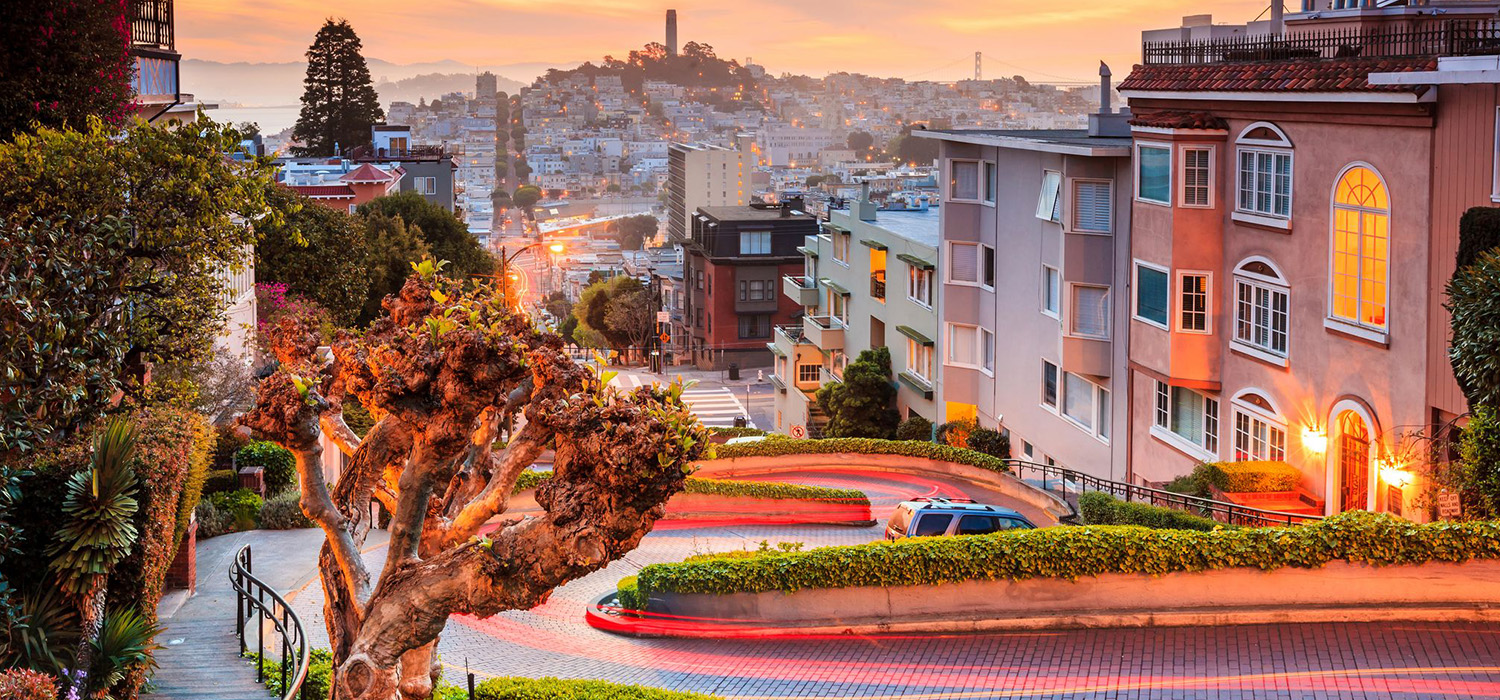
[
  {"left": 287, "top": 184, "right": 355, "bottom": 199},
  {"left": 1128, "top": 110, "right": 1228, "bottom": 130},
  {"left": 1119, "top": 57, "right": 1436, "bottom": 94},
  {"left": 341, "top": 163, "right": 396, "bottom": 184}
]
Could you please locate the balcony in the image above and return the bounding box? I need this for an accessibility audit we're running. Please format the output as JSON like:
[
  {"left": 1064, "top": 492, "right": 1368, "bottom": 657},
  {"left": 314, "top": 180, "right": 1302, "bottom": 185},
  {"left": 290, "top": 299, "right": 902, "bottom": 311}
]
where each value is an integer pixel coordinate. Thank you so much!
[
  {"left": 803, "top": 315, "right": 845, "bottom": 351},
  {"left": 819, "top": 365, "right": 843, "bottom": 386},
  {"left": 870, "top": 274, "right": 886, "bottom": 302},
  {"left": 130, "top": 0, "right": 174, "bottom": 52},
  {"left": 1143, "top": 19, "right": 1500, "bottom": 65},
  {"left": 772, "top": 323, "right": 810, "bottom": 359},
  {"left": 782, "top": 275, "right": 819, "bottom": 306}
]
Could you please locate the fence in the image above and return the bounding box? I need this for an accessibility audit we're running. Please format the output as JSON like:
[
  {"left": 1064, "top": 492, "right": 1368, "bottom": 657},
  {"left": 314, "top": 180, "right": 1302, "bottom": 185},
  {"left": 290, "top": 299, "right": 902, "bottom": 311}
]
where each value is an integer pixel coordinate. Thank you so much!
[
  {"left": 1005, "top": 459, "right": 1321, "bottom": 527},
  {"left": 1143, "top": 19, "right": 1500, "bottom": 65},
  {"left": 231, "top": 545, "right": 312, "bottom": 700}
]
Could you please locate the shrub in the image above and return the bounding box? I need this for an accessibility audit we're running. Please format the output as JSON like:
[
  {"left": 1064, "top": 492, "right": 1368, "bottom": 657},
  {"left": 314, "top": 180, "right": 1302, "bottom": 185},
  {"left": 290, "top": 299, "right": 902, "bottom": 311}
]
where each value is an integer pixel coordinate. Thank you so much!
[
  {"left": 710, "top": 426, "right": 765, "bottom": 439},
  {"left": 234, "top": 441, "right": 297, "bottom": 494},
  {"left": 1457, "top": 206, "right": 1500, "bottom": 271},
  {"left": 616, "top": 575, "right": 643, "bottom": 610},
  {"left": 894, "top": 415, "right": 933, "bottom": 442},
  {"left": 1201, "top": 461, "right": 1301, "bottom": 493},
  {"left": 1077, "top": 491, "right": 1233, "bottom": 532},
  {"left": 203, "top": 468, "right": 239, "bottom": 494},
  {"left": 248, "top": 647, "right": 332, "bottom": 700},
  {"left": 193, "top": 500, "right": 235, "bottom": 540},
  {"left": 936, "top": 419, "right": 975, "bottom": 448},
  {"left": 259, "top": 489, "right": 315, "bottom": 530},
  {"left": 211, "top": 424, "right": 250, "bottom": 471},
  {"left": 1163, "top": 470, "right": 1212, "bottom": 498},
  {"left": 635, "top": 511, "right": 1497, "bottom": 598},
  {"left": 473, "top": 677, "right": 717, "bottom": 699},
  {"left": 209, "top": 489, "right": 263, "bottom": 531},
  {"left": 967, "top": 426, "right": 1010, "bottom": 459},
  {"left": 511, "top": 471, "right": 869, "bottom": 506},
  {"left": 714, "top": 435, "right": 1011, "bottom": 474},
  {"left": 1455, "top": 405, "right": 1500, "bottom": 518},
  {"left": 0, "top": 668, "right": 58, "bottom": 700}
]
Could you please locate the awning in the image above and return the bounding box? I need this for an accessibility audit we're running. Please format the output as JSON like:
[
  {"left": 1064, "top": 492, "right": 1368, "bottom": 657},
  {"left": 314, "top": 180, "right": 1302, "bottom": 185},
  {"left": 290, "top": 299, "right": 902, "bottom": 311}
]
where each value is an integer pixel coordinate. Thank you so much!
[
  {"left": 898, "top": 371, "right": 934, "bottom": 399},
  {"left": 819, "top": 278, "right": 851, "bottom": 295},
  {"left": 897, "top": 253, "right": 935, "bottom": 270},
  {"left": 860, "top": 239, "right": 888, "bottom": 250},
  {"left": 896, "top": 325, "right": 934, "bottom": 345}
]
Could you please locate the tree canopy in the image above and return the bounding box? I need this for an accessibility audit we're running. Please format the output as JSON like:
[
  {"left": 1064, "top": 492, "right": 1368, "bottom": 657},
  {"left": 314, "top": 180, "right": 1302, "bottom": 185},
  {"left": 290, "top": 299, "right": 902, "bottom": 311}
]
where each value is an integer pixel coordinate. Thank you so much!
[
  {"left": 292, "top": 19, "right": 384, "bottom": 156},
  {"left": 0, "top": 118, "right": 279, "bottom": 453},
  {"left": 607, "top": 214, "right": 658, "bottom": 250},
  {"left": 574, "top": 276, "right": 650, "bottom": 352},
  {"left": 357, "top": 192, "right": 493, "bottom": 281},
  {"left": 815, "top": 347, "right": 900, "bottom": 439},
  {"left": 255, "top": 186, "right": 371, "bottom": 326},
  {"left": 359, "top": 212, "right": 431, "bottom": 325},
  {"left": 0, "top": 0, "right": 134, "bottom": 139}
]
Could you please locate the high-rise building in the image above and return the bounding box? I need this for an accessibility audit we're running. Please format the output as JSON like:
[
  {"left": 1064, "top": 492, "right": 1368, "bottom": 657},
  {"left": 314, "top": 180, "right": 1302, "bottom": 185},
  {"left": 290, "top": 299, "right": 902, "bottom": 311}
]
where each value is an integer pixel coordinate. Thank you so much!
[
  {"left": 476, "top": 71, "right": 498, "bottom": 101},
  {"left": 666, "top": 9, "right": 678, "bottom": 56},
  {"left": 666, "top": 142, "right": 748, "bottom": 243}
]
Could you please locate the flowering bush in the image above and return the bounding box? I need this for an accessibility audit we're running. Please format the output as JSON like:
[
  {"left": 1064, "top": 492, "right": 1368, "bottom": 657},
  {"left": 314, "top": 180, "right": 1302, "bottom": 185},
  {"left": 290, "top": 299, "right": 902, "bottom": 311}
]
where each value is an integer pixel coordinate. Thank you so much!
[{"left": 0, "top": 668, "right": 58, "bottom": 700}]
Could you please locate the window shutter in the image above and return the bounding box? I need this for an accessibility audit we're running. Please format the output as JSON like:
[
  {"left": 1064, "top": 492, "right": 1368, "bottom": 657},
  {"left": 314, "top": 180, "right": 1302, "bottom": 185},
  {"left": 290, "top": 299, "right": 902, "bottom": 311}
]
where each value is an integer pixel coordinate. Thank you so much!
[
  {"left": 1071, "top": 286, "right": 1110, "bottom": 338},
  {"left": 1072, "top": 181, "right": 1112, "bottom": 233},
  {"left": 950, "top": 243, "right": 979, "bottom": 283}
]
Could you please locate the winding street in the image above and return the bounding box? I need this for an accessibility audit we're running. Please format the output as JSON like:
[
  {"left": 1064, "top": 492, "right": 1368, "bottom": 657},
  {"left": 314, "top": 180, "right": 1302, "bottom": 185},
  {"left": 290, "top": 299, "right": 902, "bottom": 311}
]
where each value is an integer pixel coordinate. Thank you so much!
[{"left": 264, "top": 468, "right": 1500, "bottom": 700}]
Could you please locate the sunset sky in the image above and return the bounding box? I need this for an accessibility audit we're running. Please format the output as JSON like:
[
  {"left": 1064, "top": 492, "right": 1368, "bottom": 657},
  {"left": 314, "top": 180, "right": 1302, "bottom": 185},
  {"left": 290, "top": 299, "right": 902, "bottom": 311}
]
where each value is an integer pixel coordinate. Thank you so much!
[{"left": 179, "top": 0, "right": 1271, "bottom": 83}]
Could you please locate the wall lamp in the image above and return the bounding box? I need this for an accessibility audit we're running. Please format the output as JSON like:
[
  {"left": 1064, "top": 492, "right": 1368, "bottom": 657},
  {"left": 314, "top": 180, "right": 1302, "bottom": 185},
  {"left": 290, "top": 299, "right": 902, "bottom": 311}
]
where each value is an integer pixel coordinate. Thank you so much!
[{"left": 1301, "top": 426, "right": 1328, "bottom": 454}]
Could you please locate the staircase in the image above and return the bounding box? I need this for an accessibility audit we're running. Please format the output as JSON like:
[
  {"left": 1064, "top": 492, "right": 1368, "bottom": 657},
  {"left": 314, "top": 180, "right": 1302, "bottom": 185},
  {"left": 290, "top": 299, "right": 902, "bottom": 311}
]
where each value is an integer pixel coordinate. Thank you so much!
[{"left": 806, "top": 402, "right": 831, "bottom": 439}]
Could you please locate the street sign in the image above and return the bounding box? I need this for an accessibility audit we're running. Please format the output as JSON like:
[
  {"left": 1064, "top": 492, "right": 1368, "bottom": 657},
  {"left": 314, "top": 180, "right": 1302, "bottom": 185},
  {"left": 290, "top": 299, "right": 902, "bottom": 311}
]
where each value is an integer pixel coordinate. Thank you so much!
[
  {"left": 659, "top": 332, "right": 670, "bottom": 343},
  {"left": 1437, "top": 488, "right": 1462, "bottom": 520},
  {"left": 656, "top": 311, "right": 670, "bottom": 323}
]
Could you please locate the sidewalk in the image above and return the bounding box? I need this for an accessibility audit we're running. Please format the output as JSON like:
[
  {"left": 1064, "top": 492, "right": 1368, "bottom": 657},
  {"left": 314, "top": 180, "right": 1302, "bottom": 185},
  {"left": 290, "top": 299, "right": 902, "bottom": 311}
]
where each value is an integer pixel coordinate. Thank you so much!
[{"left": 151, "top": 528, "right": 326, "bottom": 699}]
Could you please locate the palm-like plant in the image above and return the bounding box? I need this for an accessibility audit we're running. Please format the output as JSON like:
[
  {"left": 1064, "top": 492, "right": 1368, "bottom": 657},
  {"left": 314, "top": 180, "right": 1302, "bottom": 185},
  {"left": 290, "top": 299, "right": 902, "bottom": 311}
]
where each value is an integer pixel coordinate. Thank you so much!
[
  {"left": 83, "top": 607, "right": 162, "bottom": 697},
  {"left": 46, "top": 418, "right": 139, "bottom": 695}
]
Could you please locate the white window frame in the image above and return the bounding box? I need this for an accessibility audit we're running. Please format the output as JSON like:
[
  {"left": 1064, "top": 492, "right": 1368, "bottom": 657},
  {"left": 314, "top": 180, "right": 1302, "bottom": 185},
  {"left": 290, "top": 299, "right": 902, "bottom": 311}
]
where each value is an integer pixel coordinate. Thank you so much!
[
  {"left": 982, "top": 161, "right": 998, "bottom": 205},
  {"left": 1326, "top": 162, "right": 1391, "bottom": 340},
  {"left": 1068, "top": 178, "right": 1114, "bottom": 235},
  {"left": 906, "top": 338, "right": 934, "bottom": 383},
  {"left": 831, "top": 228, "right": 851, "bottom": 266},
  {"left": 980, "top": 328, "right": 994, "bottom": 375},
  {"left": 1041, "top": 359, "right": 1059, "bottom": 411},
  {"left": 944, "top": 322, "right": 983, "bottom": 369},
  {"left": 946, "top": 241, "right": 982, "bottom": 287},
  {"left": 796, "top": 363, "right": 820, "bottom": 384},
  {"left": 1041, "top": 265, "right": 1061, "bottom": 318},
  {"left": 1233, "top": 122, "right": 1294, "bottom": 227},
  {"left": 1133, "top": 260, "right": 1170, "bottom": 331},
  {"left": 1066, "top": 283, "right": 1111, "bottom": 340},
  {"left": 1037, "top": 170, "right": 1062, "bottom": 223},
  {"left": 1492, "top": 106, "right": 1500, "bottom": 203},
  {"left": 1180, "top": 145, "right": 1215, "bottom": 209},
  {"left": 907, "top": 265, "right": 933, "bottom": 308},
  {"left": 981, "top": 244, "right": 996, "bottom": 291},
  {"left": 739, "top": 230, "right": 771, "bottom": 255},
  {"left": 1232, "top": 256, "right": 1291, "bottom": 366},
  {"left": 1150, "top": 380, "right": 1220, "bottom": 461},
  {"left": 1230, "top": 391, "right": 1288, "bottom": 463},
  {"left": 1135, "top": 142, "right": 1173, "bottom": 206},
  {"left": 1176, "top": 270, "right": 1212, "bottom": 335},
  {"left": 948, "top": 159, "right": 982, "bottom": 203}
]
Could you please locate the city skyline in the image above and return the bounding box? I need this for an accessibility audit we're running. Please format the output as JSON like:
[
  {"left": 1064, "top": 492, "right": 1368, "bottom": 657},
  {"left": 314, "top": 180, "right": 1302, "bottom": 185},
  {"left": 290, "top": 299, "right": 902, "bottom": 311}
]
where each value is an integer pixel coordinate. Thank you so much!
[{"left": 180, "top": 0, "right": 1272, "bottom": 84}]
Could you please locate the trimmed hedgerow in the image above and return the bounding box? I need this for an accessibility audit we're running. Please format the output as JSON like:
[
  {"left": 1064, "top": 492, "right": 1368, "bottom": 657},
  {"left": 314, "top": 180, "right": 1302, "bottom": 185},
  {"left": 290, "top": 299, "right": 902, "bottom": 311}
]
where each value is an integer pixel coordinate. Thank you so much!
[
  {"left": 1077, "top": 491, "right": 1234, "bottom": 532},
  {"left": 471, "top": 677, "right": 718, "bottom": 700},
  {"left": 259, "top": 488, "right": 315, "bottom": 530},
  {"left": 1202, "top": 461, "right": 1301, "bottom": 493},
  {"left": 616, "top": 575, "right": 643, "bottom": 610},
  {"left": 710, "top": 427, "right": 766, "bottom": 438},
  {"left": 633, "top": 511, "right": 1500, "bottom": 598},
  {"left": 513, "top": 471, "right": 868, "bottom": 505},
  {"left": 713, "top": 435, "right": 1011, "bottom": 474}
]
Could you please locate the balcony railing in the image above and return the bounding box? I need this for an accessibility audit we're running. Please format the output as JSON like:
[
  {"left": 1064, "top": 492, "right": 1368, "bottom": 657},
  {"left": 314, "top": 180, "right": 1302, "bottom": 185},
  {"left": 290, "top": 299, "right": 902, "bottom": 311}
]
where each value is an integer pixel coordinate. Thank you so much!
[
  {"left": 130, "top": 0, "right": 174, "bottom": 51},
  {"left": 782, "top": 275, "right": 819, "bottom": 306},
  {"left": 1143, "top": 19, "right": 1500, "bottom": 65},
  {"left": 870, "top": 275, "right": 886, "bottom": 301},
  {"left": 774, "top": 323, "right": 807, "bottom": 345}
]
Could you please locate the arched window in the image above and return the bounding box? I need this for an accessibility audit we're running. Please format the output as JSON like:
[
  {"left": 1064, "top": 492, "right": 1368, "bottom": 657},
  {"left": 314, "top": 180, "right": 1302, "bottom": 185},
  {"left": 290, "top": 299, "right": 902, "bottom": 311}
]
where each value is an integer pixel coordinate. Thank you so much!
[
  {"left": 1233, "top": 257, "right": 1289, "bottom": 360},
  {"left": 1330, "top": 165, "right": 1390, "bottom": 331},
  {"left": 1230, "top": 390, "right": 1287, "bottom": 462},
  {"left": 1235, "top": 122, "right": 1293, "bottom": 220}
]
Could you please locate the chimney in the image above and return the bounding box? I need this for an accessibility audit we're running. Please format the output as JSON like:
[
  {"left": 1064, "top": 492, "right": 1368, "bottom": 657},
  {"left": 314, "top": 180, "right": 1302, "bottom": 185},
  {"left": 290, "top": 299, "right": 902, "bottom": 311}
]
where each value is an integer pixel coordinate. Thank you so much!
[
  {"left": 1087, "top": 62, "right": 1132, "bottom": 138},
  {"left": 856, "top": 182, "right": 879, "bottom": 222},
  {"left": 1098, "top": 62, "right": 1112, "bottom": 115},
  {"left": 1270, "top": 1, "right": 1285, "bottom": 34}
]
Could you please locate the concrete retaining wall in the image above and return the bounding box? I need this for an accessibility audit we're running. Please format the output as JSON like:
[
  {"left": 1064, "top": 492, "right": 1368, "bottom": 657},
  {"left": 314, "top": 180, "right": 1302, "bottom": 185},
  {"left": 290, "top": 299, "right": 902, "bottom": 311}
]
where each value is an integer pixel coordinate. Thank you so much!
[
  {"left": 640, "top": 560, "right": 1500, "bottom": 635},
  {"left": 693, "top": 453, "right": 1073, "bottom": 525}
]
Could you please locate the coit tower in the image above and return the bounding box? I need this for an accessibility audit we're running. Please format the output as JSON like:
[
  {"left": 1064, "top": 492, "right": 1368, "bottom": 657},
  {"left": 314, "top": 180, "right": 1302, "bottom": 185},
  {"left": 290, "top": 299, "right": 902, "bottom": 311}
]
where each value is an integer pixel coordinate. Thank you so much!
[{"left": 666, "top": 9, "right": 678, "bottom": 56}]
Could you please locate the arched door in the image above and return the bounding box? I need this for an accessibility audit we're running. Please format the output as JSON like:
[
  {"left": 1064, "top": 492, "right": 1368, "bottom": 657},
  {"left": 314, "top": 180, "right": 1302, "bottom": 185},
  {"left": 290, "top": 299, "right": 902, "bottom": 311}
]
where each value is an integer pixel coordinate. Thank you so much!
[{"left": 1337, "top": 411, "right": 1370, "bottom": 512}]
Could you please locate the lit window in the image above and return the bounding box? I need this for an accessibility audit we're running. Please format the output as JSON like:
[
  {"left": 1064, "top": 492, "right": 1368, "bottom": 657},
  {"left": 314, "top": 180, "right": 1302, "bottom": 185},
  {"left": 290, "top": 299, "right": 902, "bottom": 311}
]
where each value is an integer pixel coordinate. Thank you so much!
[
  {"left": 1137, "top": 144, "right": 1172, "bottom": 204},
  {"left": 1071, "top": 180, "right": 1112, "bottom": 233},
  {"left": 1331, "top": 165, "right": 1390, "bottom": 330},
  {"left": 1182, "top": 147, "right": 1212, "bottom": 207},
  {"left": 1234, "top": 259, "right": 1289, "bottom": 357},
  {"left": 1178, "top": 272, "right": 1210, "bottom": 333},
  {"left": 1037, "top": 170, "right": 1062, "bottom": 222},
  {"left": 950, "top": 160, "right": 980, "bottom": 201},
  {"left": 1153, "top": 381, "right": 1219, "bottom": 455},
  {"left": 1233, "top": 408, "right": 1287, "bottom": 462},
  {"left": 1070, "top": 285, "right": 1110, "bottom": 340},
  {"left": 1134, "top": 262, "right": 1169, "bottom": 328},
  {"left": 908, "top": 266, "right": 933, "bottom": 307},
  {"left": 906, "top": 338, "right": 933, "bottom": 382},
  {"left": 1041, "top": 265, "right": 1060, "bottom": 317}
]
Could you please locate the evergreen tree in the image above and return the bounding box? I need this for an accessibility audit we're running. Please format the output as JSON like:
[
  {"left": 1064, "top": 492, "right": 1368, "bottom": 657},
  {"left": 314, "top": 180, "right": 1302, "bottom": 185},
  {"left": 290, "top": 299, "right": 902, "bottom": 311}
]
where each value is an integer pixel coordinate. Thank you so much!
[
  {"left": 292, "top": 19, "right": 384, "bottom": 156},
  {"left": 816, "top": 347, "right": 901, "bottom": 439}
]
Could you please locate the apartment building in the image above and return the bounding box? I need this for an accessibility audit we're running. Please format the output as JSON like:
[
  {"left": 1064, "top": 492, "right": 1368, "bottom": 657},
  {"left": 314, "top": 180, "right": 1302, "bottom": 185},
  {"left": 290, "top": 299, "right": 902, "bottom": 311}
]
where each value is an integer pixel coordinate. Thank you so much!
[
  {"left": 352, "top": 125, "right": 460, "bottom": 212},
  {"left": 1118, "top": 2, "right": 1500, "bottom": 519},
  {"left": 771, "top": 189, "right": 940, "bottom": 437},
  {"left": 682, "top": 204, "right": 817, "bottom": 369},
  {"left": 919, "top": 82, "right": 1135, "bottom": 479},
  {"left": 666, "top": 142, "right": 749, "bottom": 242}
]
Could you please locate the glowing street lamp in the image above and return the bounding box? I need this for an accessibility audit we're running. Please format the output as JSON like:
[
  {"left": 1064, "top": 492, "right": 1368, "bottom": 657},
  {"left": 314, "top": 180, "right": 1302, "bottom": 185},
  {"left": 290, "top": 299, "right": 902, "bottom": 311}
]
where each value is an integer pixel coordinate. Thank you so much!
[{"left": 1301, "top": 425, "right": 1328, "bottom": 454}]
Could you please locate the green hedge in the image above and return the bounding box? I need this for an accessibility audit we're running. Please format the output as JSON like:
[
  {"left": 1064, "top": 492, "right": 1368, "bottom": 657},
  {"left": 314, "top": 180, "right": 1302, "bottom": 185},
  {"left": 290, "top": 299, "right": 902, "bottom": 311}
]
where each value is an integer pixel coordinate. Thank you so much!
[
  {"left": 616, "top": 575, "right": 643, "bottom": 610},
  {"left": 514, "top": 471, "right": 868, "bottom": 505},
  {"left": 1077, "top": 491, "right": 1234, "bottom": 532},
  {"left": 633, "top": 511, "right": 1500, "bottom": 598},
  {"left": 709, "top": 427, "right": 766, "bottom": 438},
  {"left": 204, "top": 468, "right": 238, "bottom": 494},
  {"left": 468, "top": 678, "right": 717, "bottom": 700},
  {"left": 235, "top": 440, "right": 297, "bottom": 494},
  {"left": 1203, "top": 461, "right": 1301, "bottom": 493},
  {"left": 713, "top": 436, "right": 1010, "bottom": 474}
]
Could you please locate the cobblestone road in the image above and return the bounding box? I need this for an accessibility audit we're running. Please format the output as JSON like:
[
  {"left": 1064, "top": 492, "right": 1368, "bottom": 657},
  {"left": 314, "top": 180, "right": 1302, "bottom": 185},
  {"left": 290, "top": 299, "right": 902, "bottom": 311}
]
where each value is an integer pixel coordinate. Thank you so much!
[{"left": 278, "top": 471, "right": 1500, "bottom": 699}]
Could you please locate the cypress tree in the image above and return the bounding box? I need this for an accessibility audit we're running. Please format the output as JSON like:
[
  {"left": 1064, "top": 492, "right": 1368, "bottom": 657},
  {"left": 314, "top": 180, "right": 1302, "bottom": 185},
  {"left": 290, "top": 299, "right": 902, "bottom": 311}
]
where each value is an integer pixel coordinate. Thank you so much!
[{"left": 292, "top": 19, "right": 384, "bottom": 156}]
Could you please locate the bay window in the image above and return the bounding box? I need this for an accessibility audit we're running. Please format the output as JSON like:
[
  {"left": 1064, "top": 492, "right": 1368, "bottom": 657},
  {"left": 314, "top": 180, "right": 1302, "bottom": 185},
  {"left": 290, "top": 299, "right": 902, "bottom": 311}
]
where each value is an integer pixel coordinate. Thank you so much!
[
  {"left": 1153, "top": 381, "right": 1219, "bottom": 456},
  {"left": 949, "top": 160, "right": 980, "bottom": 201},
  {"left": 1069, "top": 284, "right": 1111, "bottom": 340},
  {"left": 1136, "top": 144, "right": 1172, "bottom": 205}
]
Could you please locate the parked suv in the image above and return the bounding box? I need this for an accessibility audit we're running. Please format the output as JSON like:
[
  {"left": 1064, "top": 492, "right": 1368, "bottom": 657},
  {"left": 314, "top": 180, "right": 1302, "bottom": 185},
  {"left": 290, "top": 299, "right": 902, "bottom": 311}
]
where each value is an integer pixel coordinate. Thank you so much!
[{"left": 884, "top": 498, "right": 1036, "bottom": 540}]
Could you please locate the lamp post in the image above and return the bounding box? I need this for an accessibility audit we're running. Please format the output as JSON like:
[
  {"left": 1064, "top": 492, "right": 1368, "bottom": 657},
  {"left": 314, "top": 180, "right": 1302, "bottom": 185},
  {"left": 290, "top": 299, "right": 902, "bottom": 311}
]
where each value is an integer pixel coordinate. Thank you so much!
[{"left": 488, "top": 241, "right": 565, "bottom": 311}]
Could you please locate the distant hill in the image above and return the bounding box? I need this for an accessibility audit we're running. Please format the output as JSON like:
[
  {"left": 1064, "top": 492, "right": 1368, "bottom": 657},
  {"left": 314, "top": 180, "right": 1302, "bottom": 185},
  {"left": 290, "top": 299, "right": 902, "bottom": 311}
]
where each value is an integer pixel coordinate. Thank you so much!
[{"left": 183, "top": 58, "right": 532, "bottom": 108}]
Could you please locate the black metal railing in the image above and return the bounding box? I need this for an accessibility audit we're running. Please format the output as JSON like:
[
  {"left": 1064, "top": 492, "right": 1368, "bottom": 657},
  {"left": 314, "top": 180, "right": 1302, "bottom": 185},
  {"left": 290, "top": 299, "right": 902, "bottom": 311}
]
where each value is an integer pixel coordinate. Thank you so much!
[
  {"left": 231, "top": 545, "right": 312, "bottom": 700},
  {"left": 1005, "top": 459, "right": 1321, "bottom": 528},
  {"left": 129, "top": 0, "right": 174, "bottom": 50},
  {"left": 1143, "top": 19, "right": 1500, "bottom": 65},
  {"left": 775, "top": 323, "right": 807, "bottom": 345}
]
